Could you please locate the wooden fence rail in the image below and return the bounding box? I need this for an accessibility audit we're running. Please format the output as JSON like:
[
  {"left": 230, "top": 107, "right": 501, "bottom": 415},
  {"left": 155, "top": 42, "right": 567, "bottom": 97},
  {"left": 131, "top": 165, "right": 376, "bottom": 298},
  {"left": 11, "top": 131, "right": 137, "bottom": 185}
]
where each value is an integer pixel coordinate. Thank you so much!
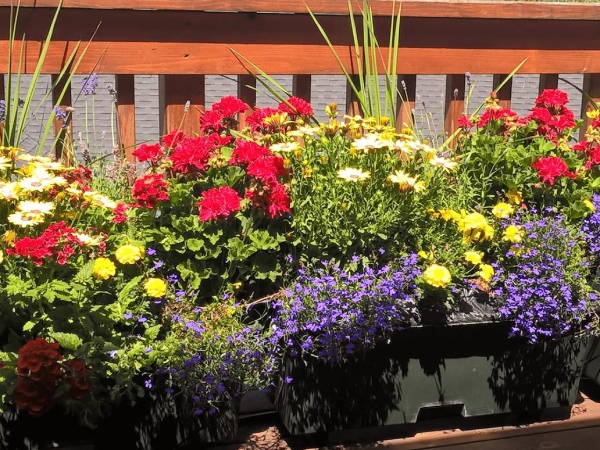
[{"left": 2, "top": 0, "right": 600, "bottom": 157}]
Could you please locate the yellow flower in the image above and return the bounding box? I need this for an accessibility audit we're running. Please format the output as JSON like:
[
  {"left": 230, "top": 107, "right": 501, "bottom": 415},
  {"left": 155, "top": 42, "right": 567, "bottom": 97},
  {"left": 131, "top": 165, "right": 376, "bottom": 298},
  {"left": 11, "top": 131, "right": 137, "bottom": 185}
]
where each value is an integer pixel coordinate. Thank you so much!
[
  {"left": 492, "top": 202, "right": 514, "bottom": 219},
  {"left": 0, "top": 250, "right": 4, "bottom": 264},
  {"left": 438, "top": 209, "right": 462, "bottom": 222},
  {"left": 17, "top": 201, "right": 54, "bottom": 216},
  {"left": 115, "top": 244, "right": 144, "bottom": 264},
  {"left": 458, "top": 212, "right": 494, "bottom": 243},
  {"left": 83, "top": 191, "right": 117, "bottom": 209},
  {"left": 92, "top": 258, "right": 116, "bottom": 280},
  {"left": 479, "top": 264, "right": 495, "bottom": 282},
  {"left": 503, "top": 225, "right": 525, "bottom": 243},
  {"left": 19, "top": 168, "right": 67, "bottom": 192},
  {"left": 464, "top": 251, "right": 483, "bottom": 265},
  {"left": 423, "top": 264, "right": 452, "bottom": 288},
  {"left": 8, "top": 212, "right": 44, "bottom": 227},
  {"left": 0, "top": 181, "right": 20, "bottom": 200},
  {"left": 388, "top": 170, "right": 425, "bottom": 192},
  {"left": 302, "top": 167, "right": 313, "bottom": 178},
  {"left": 338, "top": 167, "right": 371, "bottom": 182},
  {"left": 270, "top": 142, "right": 300, "bottom": 153},
  {"left": 0, "top": 156, "right": 12, "bottom": 170},
  {"left": 506, "top": 190, "right": 523, "bottom": 205},
  {"left": 418, "top": 250, "right": 434, "bottom": 260},
  {"left": 584, "top": 199, "right": 596, "bottom": 212},
  {"left": 4, "top": 230, "right": 16, "bottom": 245},
  {"left": 351, "top": 133, "right": 394, "bottom": 152},
  {"left": 144, "top": 278, "right": 167, "bottom": 298}
]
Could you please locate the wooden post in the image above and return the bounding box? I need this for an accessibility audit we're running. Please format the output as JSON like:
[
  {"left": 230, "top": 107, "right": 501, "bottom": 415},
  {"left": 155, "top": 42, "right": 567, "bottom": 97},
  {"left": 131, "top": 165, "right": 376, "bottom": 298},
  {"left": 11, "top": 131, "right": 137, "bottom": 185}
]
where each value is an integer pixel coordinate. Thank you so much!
[
  {"left": 160, "top": 74, "right": 205, "bottom": 136},
  {"left": 346, "top": 75, "right": 361, "bottom": 117},
  {"left": 0, "top": 74, "right": 4, "bottom": 143},
  {"left": 396, "top": 74, "right": 416, "bottom": 129},
  {"left": 51, "top": 74, "right": 73, "bottom": 163},
  {"left": 539, "top": 74, "right": 559, "bottom": 93},
  {"left": 492, "top": 74, "right": 513, "bottom": 109},
  {"left": 292, "top": 75, "right": 311, "bottom": 102},
  {"left": 581, "top": 74, "right": 600, "bottom": 140},
  {"left": 115, "top": 74, "right": 136, "bottom": 162},
  {"left": 444, "top": 74, "right": 465, "bottom": 138},
  {"left": 237, "top": 74, "right": 256, "bottom": 129}
]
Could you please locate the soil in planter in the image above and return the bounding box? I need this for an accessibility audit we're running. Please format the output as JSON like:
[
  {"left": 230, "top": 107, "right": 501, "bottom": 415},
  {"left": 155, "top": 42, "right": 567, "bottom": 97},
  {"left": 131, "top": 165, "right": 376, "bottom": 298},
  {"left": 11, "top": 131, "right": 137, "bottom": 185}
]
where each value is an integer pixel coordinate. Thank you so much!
[{"left": 276, "top": 322, "right": 590, "bottom": 435}]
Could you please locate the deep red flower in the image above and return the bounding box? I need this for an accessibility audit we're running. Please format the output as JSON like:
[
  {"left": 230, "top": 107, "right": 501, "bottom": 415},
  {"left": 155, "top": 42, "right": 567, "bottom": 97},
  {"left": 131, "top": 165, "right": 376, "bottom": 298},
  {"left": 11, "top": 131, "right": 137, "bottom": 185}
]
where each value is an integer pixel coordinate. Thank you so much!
[
  {"left": 265, "top": 182, "right": 291, "bottom": 218},
  {"left": 169, "top": 136, "right": 215, "bottom": 174},
  {"left": 212, "top": 96, "right": 249, "bottom": 117},
  {"left": 133, "top": 143, "right": 164, "bottom": 163},
  {"left": 458, "top": 115, "right": 474, "bottom": 129},
  {"left": 199, "top": 109, "right": 225, "bottom": 133},
  {"left": 197, "top": 186, "right": 242, "bottom": 222},
  {"left": 247, "top": 155, "right": 288, "bottom": 185},
  {"left": 535, "top": 89, "right": 569, "bottom": 108},
  {"left": 246, "top": 107, "right": 279, "bottom": 132},
  {"left": 132, "top": 173, "right": 170, "bottom": 208},
  {"left": 207, "top": 132, "right": 233, "bottom": 148},
  {"left": 7, "top": 222, "right": 81, "bottom": 265},
  {"left": 62, "top": 165, "right": 93, "bottom": 192},
  {"left": 278, "top": 97, "right": 314, "bottom": 117},
  {"left": 573, "top": 141, "right": 591, "bottom": 152},
  {"left": 63, "top": 359, "right": 92, "bottom": 400},
  {"left": 230, "top": 140, "right": 272, "bottom": 165},
  {"left": 532, "top": 156, "right": 576, "bottom": 185},
  {"left": 585, "top": 147, "right": 600, "bottom": 169},
  {"left": 112, "top": 202, "right": 129, "bottom": 224},
  {"left": 15, "top": 376, "right": 56, "bottom": 416},
  {"left": 17, "top": 339, "right": 63, "bottom": 380},
  {"left": 161, "top": 129, "right": 185, "bottom": 148},
  {"left": 592, "top": 117, "right": 600, "bottom": 129},
  {"left": 478, "top": 108, "right": 518, "bottom": 128}
]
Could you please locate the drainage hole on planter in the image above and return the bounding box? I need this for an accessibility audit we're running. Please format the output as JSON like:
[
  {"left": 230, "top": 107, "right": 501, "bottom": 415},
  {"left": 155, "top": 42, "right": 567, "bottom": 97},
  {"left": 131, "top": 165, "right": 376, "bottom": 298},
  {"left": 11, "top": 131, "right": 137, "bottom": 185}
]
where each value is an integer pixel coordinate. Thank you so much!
[{"left": 416, "top": 403, "right": 465, "bottom": 421}]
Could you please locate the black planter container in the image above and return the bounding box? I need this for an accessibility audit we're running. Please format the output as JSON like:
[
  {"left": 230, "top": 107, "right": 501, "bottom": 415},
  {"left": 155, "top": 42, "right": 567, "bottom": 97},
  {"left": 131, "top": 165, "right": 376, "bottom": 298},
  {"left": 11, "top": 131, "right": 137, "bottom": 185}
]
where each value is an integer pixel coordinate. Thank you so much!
[
  {"left": 583, "top": 335, "right": 600, "bottom": 385},
  {"left": 276, "top": 322, "right": 590, "bottom": 435}
]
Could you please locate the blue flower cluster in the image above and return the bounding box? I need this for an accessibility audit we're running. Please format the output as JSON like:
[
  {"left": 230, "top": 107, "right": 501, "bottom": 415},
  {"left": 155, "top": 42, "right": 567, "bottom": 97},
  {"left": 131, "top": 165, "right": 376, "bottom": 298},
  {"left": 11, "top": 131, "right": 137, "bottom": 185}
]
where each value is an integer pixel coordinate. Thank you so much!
[
  {"left": 80, "top": 73, "right": 98, "bottom": 95},
  {"left": 582, "top": 193, "right": 600, "bottom": 261},
  {"left": 0, "top": 99, "right": 5, "bottom": 123},
  {"left": 492, "top": 213, "right": 596, "bottom": 343},
  {"left": 270, "top": 255, "right": 421, "bottom": 361}
]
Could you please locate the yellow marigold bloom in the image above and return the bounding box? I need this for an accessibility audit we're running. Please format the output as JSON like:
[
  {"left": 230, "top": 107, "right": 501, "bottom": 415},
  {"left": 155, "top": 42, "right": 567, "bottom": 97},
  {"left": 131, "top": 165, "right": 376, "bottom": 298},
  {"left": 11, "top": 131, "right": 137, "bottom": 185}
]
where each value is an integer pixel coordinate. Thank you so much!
[
  {"left": 92, "top": 257, "right": 116, "bottom": 280},
  {"left": 464, "top": 251, "right": 483, "bottom": 265},
  {"left": 388, "top": 170, "right": 425, "bottom": 192},
  {"left": 144, "top": 278, "right": 168, "bottom": 298},
  {"left": 458, "top": 212, "right": 494, "bottom": 242},
  {"left": 492, "top": 202, "right": 514, "bottom": 219},
  {"left": 338, "top": 167, "right": 371, "bottom": 182},
  {"left": 438, "top": 209, "right": 462, "bottom": 222},
  {"left": 115, "top": 244, "right": 144, "bottom": 264},
  {"left": 503, "top": 224, "right": 525, "bottom": 243},
  {"left": 423, "top": 264, "right": 452, "bottom": 288},
  {"left": 584, "top": 199, "right": 596, "bottom": 212},
  {"left": 479, "top": 264, "right": 495, "bottom": 282},
  {"left": 506, "top": 190, "right": 523, "bottom": 205}
]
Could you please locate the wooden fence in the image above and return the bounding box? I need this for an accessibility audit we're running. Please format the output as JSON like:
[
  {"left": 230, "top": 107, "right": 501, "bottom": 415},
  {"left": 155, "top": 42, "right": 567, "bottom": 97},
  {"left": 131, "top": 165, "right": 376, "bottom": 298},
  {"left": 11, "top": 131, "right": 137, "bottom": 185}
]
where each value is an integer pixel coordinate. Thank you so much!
[{"left": 2, "top": 0, "right": 600, "bottom": 159}]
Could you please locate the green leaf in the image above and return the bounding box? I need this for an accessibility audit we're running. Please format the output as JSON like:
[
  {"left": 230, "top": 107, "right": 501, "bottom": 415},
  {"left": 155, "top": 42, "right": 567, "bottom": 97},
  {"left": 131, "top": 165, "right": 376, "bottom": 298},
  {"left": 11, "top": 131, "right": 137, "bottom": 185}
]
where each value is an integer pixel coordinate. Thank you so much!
[
  {"left": 144, "top": 325, "right": 161, "bottom": 341},
  {"left": 49, "top": 332, "right": 83, "bottom": 351},
  {"left": 186, "top": 238, "right": 205, "bottom": 252},
  {"left": 22, "top": 321, "right": 35, "bottom": 332}
]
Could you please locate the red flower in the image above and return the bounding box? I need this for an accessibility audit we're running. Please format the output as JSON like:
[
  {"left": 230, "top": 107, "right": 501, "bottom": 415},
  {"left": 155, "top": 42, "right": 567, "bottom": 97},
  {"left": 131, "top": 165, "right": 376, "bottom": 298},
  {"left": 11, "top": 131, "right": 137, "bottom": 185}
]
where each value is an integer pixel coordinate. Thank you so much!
[
  {"left": 63, "top": 359, "right": 92, "bottom": 400},
  {"left": 17, "top": 339, "right": 63, "bottom": 377},
  {"left": 212, "top": 96, "right": 249, "bottom": 117},
  {"left": 230, "top": 140, "right": 272, "bottom": 165},
  {"left": 573, "top": 141, "right": 591, "bottom": 152},
  {"left": 278, "top": 97, "right": 314, "bottom": 117},
  {"left": 62, "top": 165, "right": 93, "bottom": 192},
  {"left": 265, "top": 182, "right": 291, "bottom": 218},
  {"left": 169, "top": 136, "right": 215, "bottom": 174},
  {"left": 112, "top": 202, "right": 129, "bottom": 224},
  {"left": 161, "top": 129, "right": 185, "bottom": 148},
  {"left": 8, "top": 236, "right": 54, "bottom": 265},
  {"left": 15, "top": 376, "right": 56, "bottom": 416},
  {"left": 535, "top": 89, "right": 569, "bottom": 108},
  {"left": 586, "top": 147, "right": 600, "bottom": 169},
  {"left": 132, "top": 174, "right": 170, "bottom": 208},
  {"left": 207, "top": 132, "right": 233, "bottom": 148},
  {"left": 7, "top": 222, "right": 81, "bottom": 265},
  {"left": 246, "top": 107, "right": 279, "bottom": 132},
  {"left": 532, "top": 156, "right": 576, "bottom": 185},
  {"left": 200, "top": 109, "right": 225, "bottom": 133},
  {"left": 247, "top": 155, "right": 288, "bottom": 185},
  {"left": 133, "top": 143, "right": 164, "bottom": 163},
  {"left": 197, "top": 186, "right": 242, "bottom": 222},
  {"left": 458, "top": 115, "right": 474, "bottom": 129},
  {"left": 478, "top": 108, "right": 518, "bottom": 128}
]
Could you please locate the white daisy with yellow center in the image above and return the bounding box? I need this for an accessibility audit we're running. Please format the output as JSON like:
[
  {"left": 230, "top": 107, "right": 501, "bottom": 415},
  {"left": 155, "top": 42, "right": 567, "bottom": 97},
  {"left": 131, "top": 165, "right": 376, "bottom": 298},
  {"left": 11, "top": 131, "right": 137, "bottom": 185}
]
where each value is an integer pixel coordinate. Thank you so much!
[
  {"left": 83, "top": 191, "right": 117, "bottom": 209},
  {"left": 8, "top": 212, "right": 44, "bottom": 227},
  {"left": 388, "top": 170, "right": 425, "bottom": 192},
  {"left": 337, "top": 167, "right": 371, "bottom": 182},
  {"left": 17, "top": 200, "right": 55, "bottom": 216},
  {"left": 270, "top": 142, "right": 300, "bottom": 153},
  {"left": 429, "top": 155, "right": 458, "bottom": 170},
  {"left": 0, "top": 181, "right": 20, "bottom": 200}
]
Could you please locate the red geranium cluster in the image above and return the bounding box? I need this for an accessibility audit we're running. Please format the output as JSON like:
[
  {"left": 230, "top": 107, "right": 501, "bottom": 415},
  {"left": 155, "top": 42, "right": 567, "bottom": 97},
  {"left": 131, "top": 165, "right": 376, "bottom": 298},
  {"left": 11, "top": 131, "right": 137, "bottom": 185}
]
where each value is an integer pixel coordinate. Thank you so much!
[
  {"left": 15, "top": 339, "right": 91, "bottom": 415},
  {"left": 132, "top": 173, "right": 170, "bottom": 208},
  {"left": 532, "top": 156, "right": 576, "bottom": 185},
  {"left": 7, "top": 222, "right": 86, "bottom": 265},
  {"left": 200, "top": 96, "right": 249, "bottom": 132},
  {"left": 112, "top": 202, "right": 130, "bottom": 224},
  {"left": 133, "top": 143, "right": 164, "bottom": 163},
  {"left": 169, "top": 136, "right": 216, "bottom": 174},
  {"left": 278, "top": 96, "right": 314, "bottom": 117},
  {"left": 246, "top": 107, "right": 279, "bottom": 133},
  {"left": 161, "top": 129, "right": 185, "bottom": 148},
  {"left": 197, "top": 186, "right": 242, "bottom": 222},
  {"left": 525, "top": 89, "right": 576, "bottom": 142},
  {"left": 477, "top": 107, "right": 518, "bottom": 128},
  {"left": 245, "top": 97, "right": 314, "bottom": 133}
]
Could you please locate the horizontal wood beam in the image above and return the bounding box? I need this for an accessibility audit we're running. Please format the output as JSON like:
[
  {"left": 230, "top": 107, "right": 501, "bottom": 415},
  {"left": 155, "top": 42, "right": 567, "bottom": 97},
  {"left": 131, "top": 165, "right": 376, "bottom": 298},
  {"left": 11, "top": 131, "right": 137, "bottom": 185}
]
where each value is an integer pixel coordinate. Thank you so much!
[{"left": 5, "top": 1, "right": 600, "bottom": 21}]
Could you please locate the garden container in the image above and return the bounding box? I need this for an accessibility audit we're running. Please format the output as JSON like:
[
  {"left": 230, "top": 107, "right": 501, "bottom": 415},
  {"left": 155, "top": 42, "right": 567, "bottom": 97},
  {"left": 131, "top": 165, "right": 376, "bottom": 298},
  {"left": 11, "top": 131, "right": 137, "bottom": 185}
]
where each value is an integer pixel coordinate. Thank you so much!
[
  {"left": 276, "top": 321, "right": 590, "bottom": 435},
  {"left": 583, "top": 336, "right": 600, "bottom": 386}
]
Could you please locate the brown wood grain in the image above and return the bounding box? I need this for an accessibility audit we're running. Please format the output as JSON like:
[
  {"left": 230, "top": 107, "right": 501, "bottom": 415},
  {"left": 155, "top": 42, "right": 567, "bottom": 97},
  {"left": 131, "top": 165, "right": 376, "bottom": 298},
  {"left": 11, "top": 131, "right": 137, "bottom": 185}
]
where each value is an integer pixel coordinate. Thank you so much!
[
  {"left": 492, "top": 74, "right": 512, "bottom": 109},
  {"left": 237, "top": 74, "right": 256, "bottom": 130},
  {"left": 396, "top": 74, "right": 416, "bottom": 129},
  {"left": 581, "top": 74, "right": 600, "bottom": 140},
  {"left": 115, "top": 74, "right": 135, "bottom": 160},
  {"left": 539, "top": 73, "right": 559, "bottom": 93},
  {"left": 160, "top": 75, "right": 204, "bottom": 136},
  {"left": 292, "top": 75, "right": 312, "bottom": 103},
  {"left": 346, "top": 75, "right": 361, "bottom": 116},
  {"left": 5, "top": 1, "right": 600, "bottom": 21},
  {"left": 0, "top": 74, "right": 4, "bottom": 143},
  {"left": 444, "top": 74, "right": 465, "bottom": 139}
]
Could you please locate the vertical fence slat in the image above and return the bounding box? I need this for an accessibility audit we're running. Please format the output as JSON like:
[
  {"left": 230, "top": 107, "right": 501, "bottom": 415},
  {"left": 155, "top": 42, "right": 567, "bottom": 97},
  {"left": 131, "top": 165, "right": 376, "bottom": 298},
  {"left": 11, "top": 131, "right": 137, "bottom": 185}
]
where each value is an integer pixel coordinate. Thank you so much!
[
  {"left": 444, "top": 74, "right": 466, "bottom": 138},
  {"left": 292, "top": 75, "right": 311, "bottom": 102},
  {"left": 238, "top": 74, "right": 256, "bottom": 129},
  {"left": 581, "top": 74, "right": 600, "bottom": 140},
  {"left": 492, "top": 74, "right": 513, "bottom": 109},
  {"left": 396, "top": 74, "right": 416, "bottom": 129},
  {"left": 160, "top": 75, "right": 205, "bottom": 136},
  {"left": 115, "top": 74, "right": 136, "bottom": 162},
  {"left": 0, "top": 74, "right": 4, "bottom": 142},
  {"left": 346, "top": 75, "right": 361, "bottom": 116},
  {"left": 52, "top": 74, "right": 72, "bottom": 162},
  {"left": 539, "top": 74, "right": 559, "bottom": 93}
]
